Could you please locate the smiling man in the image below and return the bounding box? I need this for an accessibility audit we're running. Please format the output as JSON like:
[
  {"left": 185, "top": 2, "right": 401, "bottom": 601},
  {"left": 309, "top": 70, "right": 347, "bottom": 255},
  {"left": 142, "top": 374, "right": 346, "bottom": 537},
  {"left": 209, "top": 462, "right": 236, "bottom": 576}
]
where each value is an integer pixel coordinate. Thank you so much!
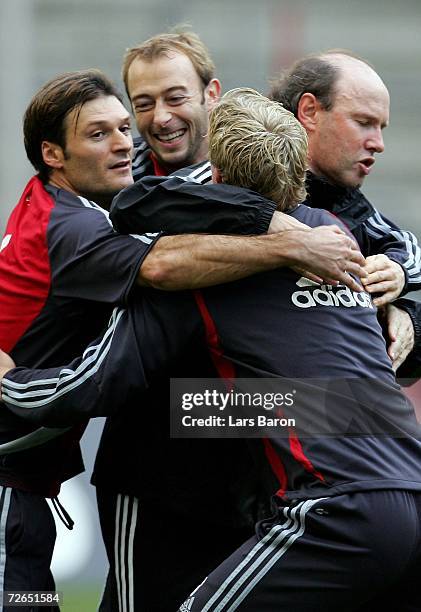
[
  {"left": 125, "top": 42, "right": 219, "bottom": 172},
  {"left": 122, "top": 30, "right": 220, "bottom": 179}
]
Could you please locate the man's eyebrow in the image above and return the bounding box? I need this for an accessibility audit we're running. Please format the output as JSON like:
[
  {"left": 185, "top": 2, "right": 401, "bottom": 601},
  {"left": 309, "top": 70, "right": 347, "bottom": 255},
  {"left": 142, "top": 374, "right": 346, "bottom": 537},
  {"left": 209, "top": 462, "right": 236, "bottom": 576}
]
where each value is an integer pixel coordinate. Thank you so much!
[
  {"left": 164, "top": 86, "right": 188, "bottom": 94},
  {"left": 83, "top": 116, "right": 131, "bottom": 128},
  {"left": 132, "top": 86, "right": 188, "bottom": 102},
  {"left": 353, "top": 111, "right": 389, "bottom": 128}
]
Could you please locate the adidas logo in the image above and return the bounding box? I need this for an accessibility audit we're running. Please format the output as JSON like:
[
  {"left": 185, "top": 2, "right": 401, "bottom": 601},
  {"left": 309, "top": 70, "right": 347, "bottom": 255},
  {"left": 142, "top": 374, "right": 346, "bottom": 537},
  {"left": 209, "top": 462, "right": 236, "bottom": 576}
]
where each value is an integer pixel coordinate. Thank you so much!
[{"left": 291, "top": 277, "right": 373, "bottom": 309}]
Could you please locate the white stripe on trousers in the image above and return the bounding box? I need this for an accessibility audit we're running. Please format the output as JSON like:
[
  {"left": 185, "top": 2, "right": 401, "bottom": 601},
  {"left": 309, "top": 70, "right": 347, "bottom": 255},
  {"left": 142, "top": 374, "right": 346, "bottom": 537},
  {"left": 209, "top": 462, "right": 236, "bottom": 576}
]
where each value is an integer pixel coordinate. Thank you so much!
[
  {"left": 114, "top": 494, "right": 139, "bottom": 612},
  {"left": 0, "top": 487, "right": 12, "bottom": 612},
  {"left": 198, "top": 497, "right": 327, "bottom": 611}
]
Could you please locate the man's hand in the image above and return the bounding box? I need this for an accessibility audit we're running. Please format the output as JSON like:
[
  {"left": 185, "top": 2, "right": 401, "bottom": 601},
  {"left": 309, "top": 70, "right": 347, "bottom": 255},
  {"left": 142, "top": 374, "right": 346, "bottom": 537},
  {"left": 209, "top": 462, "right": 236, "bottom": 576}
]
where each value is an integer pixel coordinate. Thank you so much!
[
  {"left": 0, "top": 349, "right": 15, "bottom": 401},
  {"left": 362, "top": 254, "right": 405, "bottom": 306},
  {"left": 288, "top": 225, "right": 366, "bottom": 292},
  {"left": 382, "top": 304, "right": 415, "bottom": 371}
]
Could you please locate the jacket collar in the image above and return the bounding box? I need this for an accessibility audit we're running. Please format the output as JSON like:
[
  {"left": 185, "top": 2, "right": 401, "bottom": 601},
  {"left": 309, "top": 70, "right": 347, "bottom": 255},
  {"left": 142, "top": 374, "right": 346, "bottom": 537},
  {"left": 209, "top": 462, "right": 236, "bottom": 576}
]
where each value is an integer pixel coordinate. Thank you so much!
[{"left": 305, "top": 172, "right": 375, "bottom": 231}]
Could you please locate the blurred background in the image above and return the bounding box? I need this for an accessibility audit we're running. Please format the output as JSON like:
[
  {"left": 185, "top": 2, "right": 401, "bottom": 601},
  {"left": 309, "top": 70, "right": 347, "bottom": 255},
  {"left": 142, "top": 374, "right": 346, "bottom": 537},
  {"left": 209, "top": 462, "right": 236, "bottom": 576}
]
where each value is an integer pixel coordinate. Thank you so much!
[{"left": 0, "top": 0, "right": 420, "bottom": 609}]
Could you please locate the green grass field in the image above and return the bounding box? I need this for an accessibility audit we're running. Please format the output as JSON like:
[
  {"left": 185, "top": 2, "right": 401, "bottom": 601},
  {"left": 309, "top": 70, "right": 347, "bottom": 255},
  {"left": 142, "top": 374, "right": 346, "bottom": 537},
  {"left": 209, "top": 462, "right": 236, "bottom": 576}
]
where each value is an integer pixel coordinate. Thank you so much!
[{"left": 58, "top": 584, "right": 102, "bottom": 612}]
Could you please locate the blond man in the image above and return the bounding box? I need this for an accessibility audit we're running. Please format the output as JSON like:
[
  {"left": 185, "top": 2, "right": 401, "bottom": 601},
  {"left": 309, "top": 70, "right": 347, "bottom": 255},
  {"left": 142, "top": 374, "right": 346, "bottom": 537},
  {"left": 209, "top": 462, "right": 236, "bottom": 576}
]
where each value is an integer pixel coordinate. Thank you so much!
[
  {"left": 209, "top": 87, "right": 308, "bottom": 211},
  {"left": 177, "top": 88, "right": 421, "bottom": 612}
]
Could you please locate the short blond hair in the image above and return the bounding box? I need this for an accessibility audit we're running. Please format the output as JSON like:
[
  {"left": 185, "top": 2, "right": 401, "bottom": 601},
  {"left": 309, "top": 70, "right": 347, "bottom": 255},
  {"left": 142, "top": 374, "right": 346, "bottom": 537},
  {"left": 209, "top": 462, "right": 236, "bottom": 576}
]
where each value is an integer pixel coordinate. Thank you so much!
[
  {"left": 209, "top": 88, "right": 307, "bottom": 210},
  {"left": 122, "top": 28, "right": 215, "bottom": 98}
]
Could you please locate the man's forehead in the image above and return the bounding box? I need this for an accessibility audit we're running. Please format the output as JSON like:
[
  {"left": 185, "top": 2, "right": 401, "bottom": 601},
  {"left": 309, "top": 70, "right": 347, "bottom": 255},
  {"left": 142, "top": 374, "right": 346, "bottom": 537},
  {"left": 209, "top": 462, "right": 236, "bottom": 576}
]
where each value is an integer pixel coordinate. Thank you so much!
[
  {"left": 329, "top": 59, "right": 389, "bottom": 118},
  {"left": 330, "top": 56, "right": 388, "bottom": 97},
  {"left": 67, "top": 95, "right": 129, "bottom": 129},
  {"left": 128, "top": 51, "right": 200, "bottom": 96}
]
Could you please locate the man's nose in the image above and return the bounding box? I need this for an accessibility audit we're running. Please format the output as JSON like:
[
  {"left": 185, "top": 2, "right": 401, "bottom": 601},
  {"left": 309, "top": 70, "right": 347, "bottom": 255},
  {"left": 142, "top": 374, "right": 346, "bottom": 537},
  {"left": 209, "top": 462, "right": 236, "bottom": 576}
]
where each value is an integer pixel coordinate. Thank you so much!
[
  {"left": 152, "top": 100, "right": 172, "bottom": 127},
  {"left": 367, "top": 127, "right": 385, "bottom": 154},
  {"left": 112, "top": 129, "right": 133, "bottom": 153}
]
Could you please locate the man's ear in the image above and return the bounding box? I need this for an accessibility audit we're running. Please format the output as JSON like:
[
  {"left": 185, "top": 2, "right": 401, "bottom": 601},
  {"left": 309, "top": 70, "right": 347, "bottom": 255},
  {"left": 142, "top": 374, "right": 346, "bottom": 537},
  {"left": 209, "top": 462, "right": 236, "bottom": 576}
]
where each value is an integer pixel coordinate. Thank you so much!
[
  {"left": 211, "top": 165, "right": 223, "bottom": 184},
  {"left": 41, "top": 141, "right": 65, "bottom": 171},
  {"left": 205, "top": 78, "right": 222, "bottom": 110},
  {"left": 297, "top": 93, "right": 322, "bottom": 133}
]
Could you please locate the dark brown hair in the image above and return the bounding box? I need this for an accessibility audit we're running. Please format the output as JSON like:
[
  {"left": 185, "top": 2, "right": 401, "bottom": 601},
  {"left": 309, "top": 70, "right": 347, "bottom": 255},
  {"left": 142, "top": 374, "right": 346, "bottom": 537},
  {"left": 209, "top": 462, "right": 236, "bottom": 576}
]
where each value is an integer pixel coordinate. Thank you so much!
[
  {"left": 24, "top": 69, "right": 124, "bottom": 182},
  {"left": 269, "top": 49, "right": 373, "bottom": 117}
]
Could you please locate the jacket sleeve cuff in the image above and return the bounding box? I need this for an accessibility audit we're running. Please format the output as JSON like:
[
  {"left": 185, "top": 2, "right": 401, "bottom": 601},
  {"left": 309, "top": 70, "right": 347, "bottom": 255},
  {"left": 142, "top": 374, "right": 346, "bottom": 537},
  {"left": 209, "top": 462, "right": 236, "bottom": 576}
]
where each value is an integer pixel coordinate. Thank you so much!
[
  {"left": 256, "top": 200, "right": 277, "bottom": 233},
  {"left": 394, "top": 298, "right": 421, "bottom": 358}
]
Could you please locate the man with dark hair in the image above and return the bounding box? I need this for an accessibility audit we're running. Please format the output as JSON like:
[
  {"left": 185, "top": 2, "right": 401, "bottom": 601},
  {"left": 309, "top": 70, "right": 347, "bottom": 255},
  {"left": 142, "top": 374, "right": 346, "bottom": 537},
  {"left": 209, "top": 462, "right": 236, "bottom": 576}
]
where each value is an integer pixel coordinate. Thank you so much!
[
  {"left": 269, "top": 50, "right": 367, "bottom": 118},
  {"left": 23, "top": 70, "right": 126, "bottom": 185},
  {"left": 0, "top": 69, "right": 361, "bottom": 603},
  {"left": 2, "top": 89, "right": 420, "bottom": 611},
  {"left": 269, "top": 50, "right": 421, "bottom": 372}
]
